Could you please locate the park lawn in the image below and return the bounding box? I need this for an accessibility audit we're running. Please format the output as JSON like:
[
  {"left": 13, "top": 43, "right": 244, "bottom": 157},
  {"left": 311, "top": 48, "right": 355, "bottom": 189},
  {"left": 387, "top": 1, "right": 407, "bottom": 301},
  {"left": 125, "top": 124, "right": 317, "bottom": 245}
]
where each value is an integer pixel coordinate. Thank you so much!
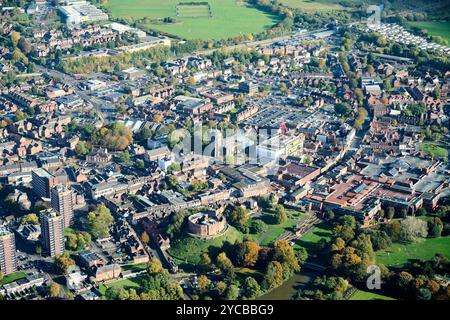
[
  {"left": 98, "top": 274, "right": 148, "bottom": 296},
  {"left": 122, "top": 263, "right": 148, "bottom": 272},
  {"left": 168, "top": 226, "right": 243, "bottom": 264},
  {"left": 350, "top": 290, "right": 395, "bottom": 300},
  {"left": 375, "top": 236, "right": 450, "bottom": 267},
  {"left": 420, "top": 142, "right": 448, "bottom": 160},
  {"left": 407, "top": 20, "right": 450, "bottom": 43},
  {"left": 259, "top": 218, "right": 298, "bottom": 246},
  {"left": 0, "top": 271, "right": 27, "bottom": 285},
  {"left": 106, "top": 0, "right": 280, "bottom": 40}
]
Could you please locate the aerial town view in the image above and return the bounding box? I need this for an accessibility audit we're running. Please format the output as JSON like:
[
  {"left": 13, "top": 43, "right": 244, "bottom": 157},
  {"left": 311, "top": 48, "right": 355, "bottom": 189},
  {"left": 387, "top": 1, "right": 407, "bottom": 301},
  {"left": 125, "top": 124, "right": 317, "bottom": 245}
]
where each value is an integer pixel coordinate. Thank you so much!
[{"left": 0, "top": 0, "right": 449, "bottom": 305}]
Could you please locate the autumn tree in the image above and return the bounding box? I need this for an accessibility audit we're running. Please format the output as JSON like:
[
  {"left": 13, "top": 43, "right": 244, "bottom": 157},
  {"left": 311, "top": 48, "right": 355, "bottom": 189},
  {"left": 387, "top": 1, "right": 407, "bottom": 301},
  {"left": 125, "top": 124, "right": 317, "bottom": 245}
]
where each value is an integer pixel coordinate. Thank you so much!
[
  {"left": 140, "top": 231, "right": 150, "bottom": 244},
  {"left": 147, "top": 258, "right": 163, "bottom": 274},
  {"left": 54, "top": 253, "right": 75, "bottom": 274},
  {"left": 49, "top": 282, "right": 61, "bottom": 298},
  {"left": 236, "top": 241, "right": 260, "bottom": 267},
  {"left": 197, "top": 275, "right": 212, "bottom": 293}
]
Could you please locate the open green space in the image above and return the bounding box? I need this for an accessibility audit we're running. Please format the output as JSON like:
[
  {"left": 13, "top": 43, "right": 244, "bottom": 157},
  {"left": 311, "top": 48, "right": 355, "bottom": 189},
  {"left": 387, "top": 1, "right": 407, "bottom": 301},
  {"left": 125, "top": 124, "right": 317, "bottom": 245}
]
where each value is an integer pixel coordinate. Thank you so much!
[
  {"left": 350, "top": 289, "right": 395, "bottom": 300},
  {"left": 97, "top": 274, "right": 148, "bottom": 296},
  {"left": 407, "top": 20, "right": 450, "bottom": 43},
  {"left": 106, "top": 0, "right": 281, "bottom": 40},
  {"left": 375, "top": 236, "right": 450, "bottom": 267},
  {"left": 168, "top": 225, "right": 243, "bottom": 264},
  {"left": 294, "top": 222, "right": 333, "bottom": 251},
  {"left": 420, "top": 142, "right": 448, "bottom": 160},
  {"left": 0, "top": 272, "right": 27, "bottom": 285},
  {"left": 279, "top": 0, "right": 361, "bottom": 12}
]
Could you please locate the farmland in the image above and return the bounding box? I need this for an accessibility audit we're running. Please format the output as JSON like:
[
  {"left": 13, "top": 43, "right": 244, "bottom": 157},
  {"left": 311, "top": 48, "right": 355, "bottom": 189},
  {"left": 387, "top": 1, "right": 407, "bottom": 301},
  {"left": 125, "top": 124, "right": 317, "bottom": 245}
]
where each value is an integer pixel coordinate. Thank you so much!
[{"left": 106, "top": 0, "right": 281, "bottom": 40}]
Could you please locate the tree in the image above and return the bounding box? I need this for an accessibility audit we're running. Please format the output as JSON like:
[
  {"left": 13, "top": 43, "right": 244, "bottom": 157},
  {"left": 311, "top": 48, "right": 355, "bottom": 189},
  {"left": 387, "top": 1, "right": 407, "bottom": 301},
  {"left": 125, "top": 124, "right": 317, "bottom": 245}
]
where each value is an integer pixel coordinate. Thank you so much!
[
  {"left": 10, "top": 31, "right": 20, "bottom": 47},
  {"left": 264, "top": 261, "right": 284, "bottom": 290},
  {"left": 236, "top": 241, "right": 260, "bottom": 267},
  {"left": 152, "top": 113, "right": 163, "bottom": 123},
  {"left": 243, "top": 276, "right": 261, "bottom": 299},
  {"left": 66, "top": 231, "right": 91, "bottom": 251},
  {"left": 86, "top": 204, "right": 114, "bottom": 239},
  {"left": 199, "top": 253, "right": 212, "bottom": 272},
  {"left": 147, "top": 258, "right": 163, "bottom": 274},
  {"left": 334, "top": 102, "right": 351, "bottom": 117},
  {"left": 75, "top": 141, "right": 91, "bottom": 158},
  {"left": 135, "top": 159, "right": 145, "bottom": 169},
  {"left": 197, "top": 275, "right": 212, "bottom": 293},
  {"left": 120, "top": 150, "right": 131, "bottom": 164},
  {"left": 296, "top": 247, "right": 308, "bottom": 265},
  {"left": 54, "top": 253, "right": 75, "bottom": 274},
  {"left": 18, "top": 37, "right": 31, "bottom": 54},
  {"left": 49, "top": 282, "right": 61, "bottom": 298},
  {"left": 250, "top": 219, "right": 265, "bottom": 234},
  {"left": 141, "top": 231, "right": 150, "bottom": 244},
  {"left": 274, "top": 204, "right": 287, "bottom": 225},
  {"left": 227, "top": 205, "right": 249, "bottom": 229},
  {"left": 0, "top": 271, "right": 3, "bottom": 282},
  {"left": 400, "top": 217, "right": 428, "bottom": 242},
  {"left": 273, "top": 240, "right": 300, "bottom": 272},
  {"left": 225, "top": 284, "right": 239, "bottom": 300},
  {"left": 428, "top": 217, "right": 443, "bottom": 238},
  {"left": 215, "top": 281, "right": 227, "bottom": 297},
  {"left": 20, "top": 213, "right": 39, "bottom": 225},
  {"left": 216, "top": 252, "right": 235, "bottom": 278}
]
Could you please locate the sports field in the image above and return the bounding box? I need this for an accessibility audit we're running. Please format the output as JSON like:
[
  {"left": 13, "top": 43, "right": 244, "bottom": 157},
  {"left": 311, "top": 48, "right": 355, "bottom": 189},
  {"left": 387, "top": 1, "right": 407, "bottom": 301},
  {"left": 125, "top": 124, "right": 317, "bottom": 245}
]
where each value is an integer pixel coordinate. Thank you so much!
[
  {"left": 106, "top": 0, "right": 281, "bottom": 40},
  {"left": 408, "top": 20, "right": 450, "bottom": 43}
]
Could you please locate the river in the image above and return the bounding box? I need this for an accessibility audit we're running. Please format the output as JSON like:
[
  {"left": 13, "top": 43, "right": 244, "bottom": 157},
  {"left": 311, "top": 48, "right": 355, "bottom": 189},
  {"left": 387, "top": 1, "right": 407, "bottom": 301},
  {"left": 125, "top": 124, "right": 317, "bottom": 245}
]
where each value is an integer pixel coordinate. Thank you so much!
[{"left": 259, "top": 270, "right": 319, "bottom": 300}]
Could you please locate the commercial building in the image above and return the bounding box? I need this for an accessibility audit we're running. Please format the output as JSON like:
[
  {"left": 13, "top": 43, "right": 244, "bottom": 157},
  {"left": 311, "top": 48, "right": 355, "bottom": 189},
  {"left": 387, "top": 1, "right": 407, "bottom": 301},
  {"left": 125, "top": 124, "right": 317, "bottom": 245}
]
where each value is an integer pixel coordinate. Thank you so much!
[
  {"left": 40, "top": 209, "right": 65, "bottom": 257},
  {"left": 51, "top": 185, "right": 74, "bottom": 228},
  {"left": 59, "top": 1, "right": 108, "bottom": 26},
  {"left": 0, "top": 227, "right": 17, "bottom": 275}
]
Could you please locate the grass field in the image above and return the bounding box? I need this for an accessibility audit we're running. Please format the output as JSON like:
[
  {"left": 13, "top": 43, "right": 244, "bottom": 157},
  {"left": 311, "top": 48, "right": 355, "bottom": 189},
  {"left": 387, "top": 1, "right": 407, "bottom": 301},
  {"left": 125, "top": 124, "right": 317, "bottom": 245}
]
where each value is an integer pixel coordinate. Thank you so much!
[
  {"left": 294, "top": 222, "right": 333, "bottom": 250},
  {"left": 375, "top": 236, "right": 450, "bottom": 267},
  {"left": 420, "top": 142, "right": 448, "bottom": 160},
  {"left": 350, "top": 290, "right": 395, "bottom": 300},
  {"left": 106, "top": 0, "right": 280, "bottom": 40},
  {"left": 279, "top": 0, "right": 362, "bottom": 12},
  {"left": 0, "top": 272, "right": 27, "bottom": 285},
  {"left": 407, "top": 20, "right": 450, "bottom": 43},
  {"left": 97, "top": 274, "right": 147, "bottom": 296},
  {"left": 168, "top": 225, "right": 243, "bottom": 264}
]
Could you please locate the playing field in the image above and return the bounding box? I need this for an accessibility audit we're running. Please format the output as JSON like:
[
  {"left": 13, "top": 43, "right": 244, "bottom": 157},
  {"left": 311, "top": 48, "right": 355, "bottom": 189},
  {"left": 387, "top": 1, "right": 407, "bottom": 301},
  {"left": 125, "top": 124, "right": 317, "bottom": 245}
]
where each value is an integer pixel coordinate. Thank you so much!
[
  {"left": 375, "top": 236, "right": 450, "bottom": 267},
  {"left": 106, "top": 0, "right": 281, "bottom": 40},
  {"left": 408, "top": 20, "right": 450, "bottom": 43}
]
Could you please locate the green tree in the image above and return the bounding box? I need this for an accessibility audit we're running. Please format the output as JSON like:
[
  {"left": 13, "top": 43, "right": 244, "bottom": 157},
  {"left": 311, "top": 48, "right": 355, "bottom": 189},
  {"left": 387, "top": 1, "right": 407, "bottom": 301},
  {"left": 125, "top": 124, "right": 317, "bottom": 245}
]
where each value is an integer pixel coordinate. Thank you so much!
[
  {"left": 86, "top": 204, "right": 114, "bottom": 239},
  {"left": 428, "top": 217, "right": 443, "bottom": 238},
  {"left": 264, "top": 261, "right": 284, "bottom": 290},
  {"left": 227, "top": 205, "right": 249, "bottom": 229},
  {"left": 216, "top": 252, "right": 235, "bottom": 278},
  {"left": 243, "top": 276, "right": 261, "bottom": 299},
  {"left": 274, "top": 204, "right": 287, "bottom": 224}
]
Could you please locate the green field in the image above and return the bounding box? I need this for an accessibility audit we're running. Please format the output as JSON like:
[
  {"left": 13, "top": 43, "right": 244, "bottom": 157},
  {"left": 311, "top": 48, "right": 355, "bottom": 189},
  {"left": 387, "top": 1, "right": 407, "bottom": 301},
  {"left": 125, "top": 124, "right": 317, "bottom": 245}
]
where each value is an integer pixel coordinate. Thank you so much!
[
  {"left": 350, "top": 290, "right": 395, "bottom": 300},
  {"left": 294, "top": 222, "right": 333, "bottom": 250},
  {"left": 375, "top": 236, "right": 450, "bottom": 267},
  {"left": 408, "top": 20, "right": 450, "bottom": 43},
  {"left": 279, "top": 0, "right": 362, "bottom": 12},
  {"left": 0, "top": 272, "right": 27, "bottom": 285},
  {"left": 97, "top": 275, "right": 147, "bottom": 296},
  {"left": 420, "top": 142, "right": 448, "bottom": 160},
  {"left": 106, "top": 0, "right": 280, "bottom": 40},
  {"left": 168, "top": 225, "right": 243, "bottom": 264}
]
